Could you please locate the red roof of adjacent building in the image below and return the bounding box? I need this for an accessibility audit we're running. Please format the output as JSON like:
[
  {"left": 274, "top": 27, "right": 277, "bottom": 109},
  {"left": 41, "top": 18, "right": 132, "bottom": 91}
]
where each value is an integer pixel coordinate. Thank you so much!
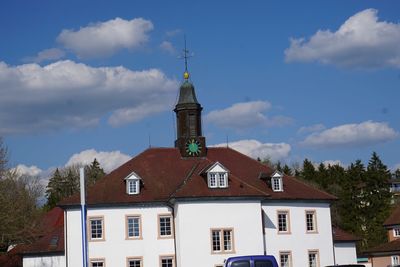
[
  {"left": 332, "top": 226, "right": 361, "bottom": 242},
  {"left": 365, "top": 239, "right": 400, "bottom": 255},
  {"left": 60, "top": 147, "right": 336, "bottom": 207},
  {"left": 384, "top": 205, "right": 400, "bottom": 227}
]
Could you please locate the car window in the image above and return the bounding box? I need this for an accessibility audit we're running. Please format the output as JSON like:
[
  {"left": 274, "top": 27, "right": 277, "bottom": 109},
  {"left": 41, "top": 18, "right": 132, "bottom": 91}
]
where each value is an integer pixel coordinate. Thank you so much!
[
  {"left": 231, "top": 260, "right": 250, "bottom": 267},
  {"left": 255, "top": 260, "right": 273, "bottom": 267}
]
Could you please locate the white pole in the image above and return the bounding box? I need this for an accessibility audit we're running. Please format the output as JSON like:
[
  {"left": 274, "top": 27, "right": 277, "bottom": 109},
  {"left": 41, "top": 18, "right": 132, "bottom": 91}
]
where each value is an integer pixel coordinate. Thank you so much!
[{"left": 80, "top": 168, "right": 88, "bottom": 267}]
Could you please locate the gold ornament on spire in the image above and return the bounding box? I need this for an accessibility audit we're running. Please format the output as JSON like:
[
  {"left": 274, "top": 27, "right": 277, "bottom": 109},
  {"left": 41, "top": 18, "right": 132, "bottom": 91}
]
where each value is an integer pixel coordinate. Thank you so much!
[{"left": 184, "top": 71, "right": 190, "bottom": 80}]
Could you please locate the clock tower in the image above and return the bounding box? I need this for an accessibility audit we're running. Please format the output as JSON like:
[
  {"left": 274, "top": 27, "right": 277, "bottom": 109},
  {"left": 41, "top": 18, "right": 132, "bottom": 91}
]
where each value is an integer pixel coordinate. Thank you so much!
[{"left": 174, "top": 70, "right": 206, "bottom": 157}]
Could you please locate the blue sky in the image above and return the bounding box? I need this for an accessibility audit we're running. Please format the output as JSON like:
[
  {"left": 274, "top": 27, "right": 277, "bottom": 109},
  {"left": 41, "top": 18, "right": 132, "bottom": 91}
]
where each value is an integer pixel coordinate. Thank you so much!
[{"left": 1, "top": 1, "right": 400, "bottom": 179}]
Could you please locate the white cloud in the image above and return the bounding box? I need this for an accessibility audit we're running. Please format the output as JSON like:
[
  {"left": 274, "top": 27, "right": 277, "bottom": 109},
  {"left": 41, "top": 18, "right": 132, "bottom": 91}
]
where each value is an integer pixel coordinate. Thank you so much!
[
  {"left": 160, "top": 41, "right": 175, "bottom": 54},
  {"left": 0, "top": 60, "right": 178, "bottom": 134},
  {"left": 298, "top": 124, "right": 326, "bottom": 134},
  {"left": 57, "top": 17, "right": 153, "bottom": 58},
  {"left": 285, "top": 9, "right": 400, "bottom": 69},
  {"left": 301, "top": 121, "right": 398, "bottom": 148},
  {"left": 205, "top": 101, "right": 292, "bottom": 130},
  {"left": 212, "top": 139, "right": 291, "bottom": 162},
  {"left": 23, "top": 48, "right": 66, "bottom": 63},
  {"left": 13, "top": 164, "right": 43, "bottom": 177},
  {"left": 322, "top": 160, "right": 344, "bottom": 167},
  {"left": 66, "top": 149, "right": 131, "bottom": 173}
]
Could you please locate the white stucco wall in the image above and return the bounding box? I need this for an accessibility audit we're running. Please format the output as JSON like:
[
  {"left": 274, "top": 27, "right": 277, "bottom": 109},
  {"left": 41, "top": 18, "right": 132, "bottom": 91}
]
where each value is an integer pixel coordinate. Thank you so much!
[
  {"left": 262, "top": 201, "right": 335, "bottom": 267},
  {"left": 65, "top": 205, "right": 175, "bottom": 267},
  {"left": 334, "top": 242, "right": 358, "bottom": 265},
  {"left": 23, "top": 255, "right": 65, "bottom": 267},
  {"left": 174, "top": 200, "right": 264, "bottom": 267}
]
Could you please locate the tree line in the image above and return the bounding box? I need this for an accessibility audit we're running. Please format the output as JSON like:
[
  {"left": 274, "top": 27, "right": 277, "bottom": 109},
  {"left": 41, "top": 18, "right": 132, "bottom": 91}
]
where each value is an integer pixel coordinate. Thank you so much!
[
  {"left": 0, "top": 137, "right": 105, "bottom": 252},
  {"left": 264, "top": 152, "right": 399, "bottom": 251}
]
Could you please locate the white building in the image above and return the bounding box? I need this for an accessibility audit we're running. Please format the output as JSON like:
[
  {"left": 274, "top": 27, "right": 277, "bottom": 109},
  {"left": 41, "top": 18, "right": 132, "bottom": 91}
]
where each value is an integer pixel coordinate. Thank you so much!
[{"left": 20, "top": 69, "right": 356, "bottom": 267}]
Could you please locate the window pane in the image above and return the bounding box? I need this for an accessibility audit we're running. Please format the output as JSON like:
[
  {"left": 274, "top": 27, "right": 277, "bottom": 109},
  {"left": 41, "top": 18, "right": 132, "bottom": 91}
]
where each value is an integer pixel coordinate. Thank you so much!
[
  {"left": 218, "top": 173, "right": 226, "bottom": 187},
  {"left": 160, "top": 216, "right": 172, "bottom": 236},
  {"left": 212, "top": 230, "right": 221, "bottom": 251},
  {"left": 127, "top": 217, "right": 140, "bottom": 237},
  {"left": 210, "top": 173, "right": 216, "bottom": 187},
  {"left": 308, "top": 252, "right": 317, "bottom": 267},
  {"left": 91, "top": 261, "right": 104, "bottom": 267},
  {"left": 223, "top": 230, "right": 232, "bottom": 251},
  {"left": 278, "top": 213, "right": 288, "bottom": 232},
  {"left": 280, "top": 253, "right": 290, "bottom": 267},
  {"left": 128, "top": 259, "right": 141, "bottom": 267},
  {"left": 90, "top": 219, "right": 103, "bottom": 239},
  {"left": 306, "top": 212, "right": 315, "bottom": 231},
  {"left": 161, "top": 257, "right": 173, "bottom": 267},
  {"left": 273, "top": 178, "right": 281, "bottom": 191}
]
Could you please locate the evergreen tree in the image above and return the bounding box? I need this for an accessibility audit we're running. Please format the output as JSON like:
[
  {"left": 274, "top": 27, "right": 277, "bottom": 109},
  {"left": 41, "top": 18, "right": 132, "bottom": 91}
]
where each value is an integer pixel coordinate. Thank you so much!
[
  {"left": 282, "top": 164, "right": 292, "bottom": 176},
  {"left": 0, "top": 137, "right": 8, "bottom": 178},
  {"left": 300, "top": 159, "right": 317, "bottom": 182},
  {"left": 338, "top": 160, "right": 365, "bottom": 245},
  {"left": 361, "top": 152, "right": 392, "bottom": 249},
  {"left": 44, "top": 168, "right": 64, "bottom": 210},
  {"left": 394, "top": 168, "right": 400, "bottom": 179},
  {"left": 85, "top": 158, "right": 105, "bottom": 186}
]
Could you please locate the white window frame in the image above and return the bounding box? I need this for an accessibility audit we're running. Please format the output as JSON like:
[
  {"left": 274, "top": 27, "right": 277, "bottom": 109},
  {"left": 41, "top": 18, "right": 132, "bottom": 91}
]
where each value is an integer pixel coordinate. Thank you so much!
[
  {"left": 125, "top": 172, "right": 142, "bottom": 195},
  {"left": 127, "top": 257, "right": 142, "bottom": 267},
  {"left": 392, "top": 255, "right": 400, "bottom": 265},
  {"left": 89, "top": 216, "right": 105, "bottom": 241},
  {"left": 279, "top": 251, "right": 292, "bottom": 267},
  {"left": 308, "top": 250, "right": 319, "bottom": 267},
  {"left": 394, "top": 228, "right": 400, "bottom": 237},
  {"left": 277, "top": 211, "right": 290, "bottom": 234},
  {"left": 160, "top": 255, "right": 175, "bottom": 267},
  {"left": 126, "top": 215, "right": 142, "bottom": 239},
  {"left": 158, "top": 214, "right": 173, "bottom": 238},
  {"left": 306, "top": 210, "right": 318, "bottom": 233},
  {"left": 211, "top": 228, "right": 235, "bottom": 254},
  {"left": 90, "top": 259, "right": 105, "bottom": 267},
  {"left": 271, "top": 171, "right": 283, "bottom": 192},
  {"left": 208, "top": 172, "right": 228, "bottom": 188}
]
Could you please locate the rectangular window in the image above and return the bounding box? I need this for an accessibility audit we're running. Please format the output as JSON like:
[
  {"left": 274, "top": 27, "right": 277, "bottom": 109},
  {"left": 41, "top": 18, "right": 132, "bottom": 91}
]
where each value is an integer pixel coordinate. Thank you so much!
[
  {"left": 127, "top": 258, "right": 142, "bottom": 267},
  {"left": 272, "top": 178, "right": 282, "bottom": 191},
  {"left": 280, "top": 251, "right": 292, "bottom": 267},
  {"left": 160, "top": 256, "right": 174, "bottom": 267},
  {"left": 306, "top": 211, "right": 317, "bottom": 232},
  {"left": 159, "top": 214, "right": 173, "bottom": 238},
  {"left": 392, "top": 255, "right": 400, "bottom": 265},
  {"left": 89, "top": 217, "right": 104, "bottom": 241},
  {"left": 308, "top": 251, "right": 319, "bottom": 267},
  {"left": 211, "top": 228, "right": 234, "bottom": 253},
  {"left": 209, "top": 173, "right": 217, "bottom": 188},
  {"left": 218, "top": 173, "right": 227, "bottom": 187},
  {"left": 90, "top": 259, "right": 105, "bottom": 267},
  {"left": 394, "top": 228, "right": 400, "bottom": 237},
  {"left": 126, "top": 215, "right": 141, "bottom": 239},
  {"left": 127, "top": 179, "right": 140, "bottom": 194},
  {"left": 277, "top": 211, "right": 289, "bottom": 233}
]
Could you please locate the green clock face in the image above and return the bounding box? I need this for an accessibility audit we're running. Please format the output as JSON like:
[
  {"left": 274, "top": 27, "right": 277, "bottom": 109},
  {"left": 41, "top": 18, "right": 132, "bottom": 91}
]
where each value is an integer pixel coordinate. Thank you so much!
[{"left": 185, "top": 139, "right": 202, "bottom": 156}]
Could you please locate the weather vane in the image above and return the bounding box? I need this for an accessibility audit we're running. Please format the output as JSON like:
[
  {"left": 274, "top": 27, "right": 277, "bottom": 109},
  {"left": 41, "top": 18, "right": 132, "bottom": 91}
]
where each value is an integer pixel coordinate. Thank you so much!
[{"left": 180, "top": 35, "right": 193, "bottom": 80}]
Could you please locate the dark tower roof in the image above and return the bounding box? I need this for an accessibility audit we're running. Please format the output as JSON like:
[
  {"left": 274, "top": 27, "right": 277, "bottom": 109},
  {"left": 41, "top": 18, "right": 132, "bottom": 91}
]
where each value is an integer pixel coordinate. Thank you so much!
[{"left": 176, "top": 80, "right": 200, "bottom": 106}]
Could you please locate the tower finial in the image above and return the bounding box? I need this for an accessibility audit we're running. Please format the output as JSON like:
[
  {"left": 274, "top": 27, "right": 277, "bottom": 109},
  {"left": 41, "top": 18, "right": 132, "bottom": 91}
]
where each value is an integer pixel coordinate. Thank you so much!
[{"left": 181, "top": 34, "right": 192, "bottom": 80}]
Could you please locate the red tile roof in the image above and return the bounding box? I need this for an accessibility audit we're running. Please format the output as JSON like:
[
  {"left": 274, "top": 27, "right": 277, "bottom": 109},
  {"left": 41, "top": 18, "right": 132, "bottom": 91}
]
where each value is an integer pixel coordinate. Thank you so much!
[
  {"left": 365, "top": 239, "right": 400, "bottom": 255},
  {"left": 60, "top": 147, "right": 336, "bottom": 207},
  {"left": 332, "top": 226, "right": 361, "bottom": 242},
  {"left": 384, "top": 205, "right": 400, "bottom": 226}
]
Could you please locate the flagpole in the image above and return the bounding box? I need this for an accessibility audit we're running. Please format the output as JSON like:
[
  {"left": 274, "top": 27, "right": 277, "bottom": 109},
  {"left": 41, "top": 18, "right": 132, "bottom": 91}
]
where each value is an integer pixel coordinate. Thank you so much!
[{"left": 80, "top": 168, "right": 88, "bottom": 267}]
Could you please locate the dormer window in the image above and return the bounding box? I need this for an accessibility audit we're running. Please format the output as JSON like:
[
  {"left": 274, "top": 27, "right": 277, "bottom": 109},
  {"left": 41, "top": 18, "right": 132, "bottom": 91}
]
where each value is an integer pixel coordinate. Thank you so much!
[
  {"left": 205, "top": 162, "right": 229, "bottom": 188},
  {"left": 125, "top": 172, "right": 142, "bottom": 195},
  {"left": 271, "top": 171, "right": 283, "bottom": 192}
]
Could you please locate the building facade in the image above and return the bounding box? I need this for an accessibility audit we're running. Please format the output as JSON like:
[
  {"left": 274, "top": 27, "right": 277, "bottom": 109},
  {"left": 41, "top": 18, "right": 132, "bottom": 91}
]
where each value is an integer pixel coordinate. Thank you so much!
[{"left": 21, "top": 69, "right": 355, "bottom": 267}]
